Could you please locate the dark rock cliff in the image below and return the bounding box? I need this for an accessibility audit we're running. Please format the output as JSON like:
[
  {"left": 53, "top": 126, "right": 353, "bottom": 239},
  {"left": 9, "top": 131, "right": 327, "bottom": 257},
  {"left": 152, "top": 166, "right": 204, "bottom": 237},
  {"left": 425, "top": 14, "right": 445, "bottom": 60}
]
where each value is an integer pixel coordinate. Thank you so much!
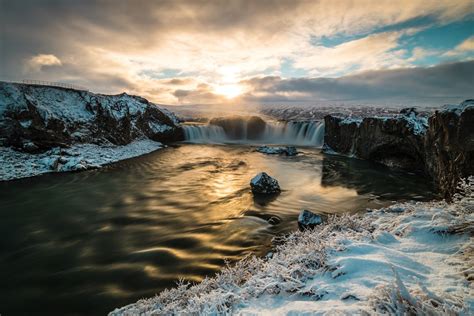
[
  {"left": 324, "top": 101, "right": 474, "bottom": 199},
  {"left": 209, "top": 116, "right": 266, "bottom": 140},
  {"left": 0, "top": 82, "right": 183, "bottom": 152},
  {"left": 424, "top": 100, "right": 474, "bottom": 198}
]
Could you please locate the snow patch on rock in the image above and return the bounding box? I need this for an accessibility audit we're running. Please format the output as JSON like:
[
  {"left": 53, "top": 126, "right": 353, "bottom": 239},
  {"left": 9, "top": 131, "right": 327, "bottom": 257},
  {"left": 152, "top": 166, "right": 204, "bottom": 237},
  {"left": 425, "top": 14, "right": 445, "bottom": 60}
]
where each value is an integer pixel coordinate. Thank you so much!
[{"left": 442, "top": 99, "right": 474, "bottom": 116}]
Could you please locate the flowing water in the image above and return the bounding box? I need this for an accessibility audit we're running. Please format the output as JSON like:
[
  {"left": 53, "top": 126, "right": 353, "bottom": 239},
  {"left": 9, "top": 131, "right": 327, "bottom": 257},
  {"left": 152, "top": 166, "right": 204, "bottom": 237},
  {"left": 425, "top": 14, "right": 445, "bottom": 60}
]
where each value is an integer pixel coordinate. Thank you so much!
[
  {"left": 0, "top": 144, "right": 435, "bottom": 315},
  {"left": 183, "top": 120, "right": 325, "bottom": 146}
]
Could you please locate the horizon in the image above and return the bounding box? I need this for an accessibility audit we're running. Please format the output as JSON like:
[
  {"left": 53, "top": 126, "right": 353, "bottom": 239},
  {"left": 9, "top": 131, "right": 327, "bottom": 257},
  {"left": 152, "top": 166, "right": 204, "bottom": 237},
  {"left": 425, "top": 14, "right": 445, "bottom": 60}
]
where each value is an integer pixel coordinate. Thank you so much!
[{"left": 1, "top": 0, "right": 473, "bottom": 106}]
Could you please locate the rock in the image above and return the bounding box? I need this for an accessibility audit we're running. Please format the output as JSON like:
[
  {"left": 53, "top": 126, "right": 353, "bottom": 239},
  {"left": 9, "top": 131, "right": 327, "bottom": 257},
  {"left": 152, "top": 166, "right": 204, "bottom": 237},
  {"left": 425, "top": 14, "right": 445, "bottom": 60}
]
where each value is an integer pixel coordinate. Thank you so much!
[
  {"left": 256, "top": 146, "right": 298, "bottom": 156},
  {"left": 322, "top": 99, "right": 474, "bottom": 200},
  {"left": 424, "top": 100, "right": 474, "bottom": 199},
  {"left": 250, "top": 172, "right": 281, "bottom": 194},
  {"left": 0, "top": 82, "right": 183, "bottom": 152},
  {"left": 400, "top": 107, "right": 418, "bottom": 117},
  {"left": 298, "top": 210, "right": 323, "bottom": 230},
  {"left": 209, "top": 116, "right": 266, "bottom": 140},
  {"left": 324, "top": 114, "right": 426, "bottom": 171},
  {"left": 22, "top": 141, "right": 39, "bottom": 153}
]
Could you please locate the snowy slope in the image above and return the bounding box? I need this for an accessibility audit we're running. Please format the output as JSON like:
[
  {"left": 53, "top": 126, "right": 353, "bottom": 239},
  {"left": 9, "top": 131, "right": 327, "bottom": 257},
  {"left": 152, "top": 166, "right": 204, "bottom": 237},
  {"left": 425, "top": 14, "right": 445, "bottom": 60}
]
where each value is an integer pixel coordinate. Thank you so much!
[
  {"left": 0, "top": 82, "right": 181, "bottom": 150},
  {"left": 0, "top": 139, "right": 163, "bottom": 181},
  {"left": 110, "top": 178, "right": 473, "bottom": 315}
]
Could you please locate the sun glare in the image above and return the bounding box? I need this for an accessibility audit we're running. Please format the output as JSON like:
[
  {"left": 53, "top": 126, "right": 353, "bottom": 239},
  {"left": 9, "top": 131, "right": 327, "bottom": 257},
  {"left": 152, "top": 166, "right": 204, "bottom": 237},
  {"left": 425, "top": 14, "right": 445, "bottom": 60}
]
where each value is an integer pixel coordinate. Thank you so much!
[{"left": 214, "top": 84, "right": 243, "bottom": 99}]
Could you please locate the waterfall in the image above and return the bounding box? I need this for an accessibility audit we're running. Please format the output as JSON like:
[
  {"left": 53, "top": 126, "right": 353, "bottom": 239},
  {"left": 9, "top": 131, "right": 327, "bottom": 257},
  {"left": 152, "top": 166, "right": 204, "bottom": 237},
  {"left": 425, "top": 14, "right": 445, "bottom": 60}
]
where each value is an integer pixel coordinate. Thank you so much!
[
  {"left": 182, "top": 119, "right": 325, "bottom": 147},
  {"left": 182, "top": 125, "right": 227, "bottom": 143}
]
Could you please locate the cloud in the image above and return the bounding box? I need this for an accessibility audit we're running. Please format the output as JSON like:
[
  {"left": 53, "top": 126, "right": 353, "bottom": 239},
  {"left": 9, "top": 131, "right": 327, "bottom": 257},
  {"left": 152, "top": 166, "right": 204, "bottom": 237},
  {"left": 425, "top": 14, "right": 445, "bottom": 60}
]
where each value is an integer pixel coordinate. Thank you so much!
[
  {"left": 1, "top": 0, "right": 472, "bottom": 104},
  {"left": 292, "top": 31, "right": 407, "bottom": 76},
  {"left": 239, "top": 60, "right": 474, "bottom": 103},
  {"left": 27, "top": 54, "right": 62, "bottom": 71},
  {"left": 445, "top": 36, "right": 474, "bottom": 57}
]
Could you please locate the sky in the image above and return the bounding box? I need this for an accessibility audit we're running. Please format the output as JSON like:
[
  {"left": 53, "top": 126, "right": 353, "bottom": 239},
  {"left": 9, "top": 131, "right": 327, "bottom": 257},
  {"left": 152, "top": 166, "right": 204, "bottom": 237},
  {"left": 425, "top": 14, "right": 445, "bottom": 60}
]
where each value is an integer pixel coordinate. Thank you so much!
[{"left": 1, "top": 0, "right": 473, "bottom": 105}]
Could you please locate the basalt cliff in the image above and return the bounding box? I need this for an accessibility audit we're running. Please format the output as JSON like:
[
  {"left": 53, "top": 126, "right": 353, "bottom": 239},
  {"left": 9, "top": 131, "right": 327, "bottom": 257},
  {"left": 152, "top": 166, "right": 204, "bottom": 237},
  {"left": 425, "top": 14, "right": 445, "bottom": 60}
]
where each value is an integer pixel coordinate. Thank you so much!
[{"left": 324, "top": 100, "right": 474, "bottom": 199}]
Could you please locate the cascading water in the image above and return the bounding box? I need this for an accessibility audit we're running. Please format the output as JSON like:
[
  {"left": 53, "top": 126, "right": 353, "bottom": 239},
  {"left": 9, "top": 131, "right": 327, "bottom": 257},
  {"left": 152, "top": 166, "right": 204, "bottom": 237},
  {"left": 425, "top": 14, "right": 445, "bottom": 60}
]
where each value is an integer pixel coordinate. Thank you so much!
[
  {"left": 182, "top": 118, "right": 325, "bottom": 147},
  {"left": 183, "top": 125, "right": 227, "bottom": 143}
]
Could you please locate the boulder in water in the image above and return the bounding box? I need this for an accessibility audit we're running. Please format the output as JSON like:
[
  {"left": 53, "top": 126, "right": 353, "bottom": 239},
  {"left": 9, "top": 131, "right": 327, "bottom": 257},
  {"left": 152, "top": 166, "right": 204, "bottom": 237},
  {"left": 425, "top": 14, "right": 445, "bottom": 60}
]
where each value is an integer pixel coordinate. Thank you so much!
[
  {"left": 298, "top": 209, "right": 323, "bottom": 230},
  {"left": 256, "top": 146, "right": 298, "bottom": 156},
  {"left": 285, "top": 146, "right": 298, "bottom": 156},
  {"left": 250, "top": 172, "right": 281, "bottom": 194}
]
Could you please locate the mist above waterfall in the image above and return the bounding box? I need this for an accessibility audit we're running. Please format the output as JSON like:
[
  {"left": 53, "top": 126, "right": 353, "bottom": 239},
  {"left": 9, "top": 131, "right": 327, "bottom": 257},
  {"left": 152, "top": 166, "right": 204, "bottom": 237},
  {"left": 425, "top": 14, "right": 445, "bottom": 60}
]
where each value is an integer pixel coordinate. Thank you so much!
[{"left": 182, "top": 116, "right": 325, "bottom": 147}]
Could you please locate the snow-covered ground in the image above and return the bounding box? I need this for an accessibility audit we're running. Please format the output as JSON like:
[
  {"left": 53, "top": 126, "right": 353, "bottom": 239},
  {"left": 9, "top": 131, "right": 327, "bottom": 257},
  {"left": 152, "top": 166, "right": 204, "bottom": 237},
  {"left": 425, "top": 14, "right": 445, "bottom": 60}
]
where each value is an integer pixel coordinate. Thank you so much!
[
  {"left": 0, "top": 139, "right": 163, "bottom": 181},
  {"left": 110, "top": 178, "right": 473, "bottom": 315}
]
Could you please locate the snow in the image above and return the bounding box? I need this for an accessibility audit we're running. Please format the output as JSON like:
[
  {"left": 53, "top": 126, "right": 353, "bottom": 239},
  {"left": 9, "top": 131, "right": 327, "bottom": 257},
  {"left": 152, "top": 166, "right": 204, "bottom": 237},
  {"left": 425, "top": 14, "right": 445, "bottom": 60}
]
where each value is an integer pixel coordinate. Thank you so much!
[
  {"left": 340, "top": 116, "right": 363, "bottom": 126},
  {"left": 19, "top": 119, "right": 32, "bottom": 128},
  {"left": 442, "top": 99, "right": 474, "bottom": 116},
  {"left": 0, "top": 139, "right": 163, "bottom": 181},
  {"left": 250, "top": 172, "right": 264, "bottom": 185},
  {"left": 0, "top": 82, "right": 178, "bottom": 135},
  {"left": 399, "top": 112, "right": 428, "bottom": 135},
  {"left": 110, "top": 178, "right": 473, "bottom": 315},
  {"left": 148, "top": 121, "right": 172, "bottom": 133}
]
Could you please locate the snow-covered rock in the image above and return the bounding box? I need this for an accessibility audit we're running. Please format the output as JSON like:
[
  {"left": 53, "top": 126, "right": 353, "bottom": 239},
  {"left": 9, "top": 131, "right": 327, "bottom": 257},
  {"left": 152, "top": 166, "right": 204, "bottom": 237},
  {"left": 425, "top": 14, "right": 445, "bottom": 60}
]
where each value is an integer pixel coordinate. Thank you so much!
[
  {"left": 0, "top": 139, "right": 162, "bottom": 181},
  {"left": 250, "top": 172, "right": 281, "bottom": 194},
  {"left": 297, "top": 209, "right": 323, "bottom": 229},
  {"left": 256, "top": 145, "right": 298, "bottom": 156},
  {"left": 0, "top": 82, "right": 182, "bottom": 152}
]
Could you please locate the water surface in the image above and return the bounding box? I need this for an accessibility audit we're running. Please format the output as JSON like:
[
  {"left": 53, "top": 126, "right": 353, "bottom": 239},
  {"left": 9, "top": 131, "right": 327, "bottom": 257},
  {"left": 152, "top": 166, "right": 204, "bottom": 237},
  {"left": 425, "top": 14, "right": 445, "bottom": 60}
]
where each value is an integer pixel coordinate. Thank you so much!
[{"left": 0, "top": 144, "right": 435, "bottom": 315}]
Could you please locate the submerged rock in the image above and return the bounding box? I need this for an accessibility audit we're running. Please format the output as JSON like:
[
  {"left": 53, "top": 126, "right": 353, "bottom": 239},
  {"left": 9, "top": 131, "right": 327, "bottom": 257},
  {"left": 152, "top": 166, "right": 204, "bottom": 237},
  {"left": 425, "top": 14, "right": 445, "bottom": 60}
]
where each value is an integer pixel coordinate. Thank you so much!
[
  {"left": 250, "top": 172, "right": 281, "bottom": 194},
  {"left": 298, "top": 209, "right": 323, "bottom": 230},
  {"left": 256, "top": 146, "right": 298, "bottom": 156}
]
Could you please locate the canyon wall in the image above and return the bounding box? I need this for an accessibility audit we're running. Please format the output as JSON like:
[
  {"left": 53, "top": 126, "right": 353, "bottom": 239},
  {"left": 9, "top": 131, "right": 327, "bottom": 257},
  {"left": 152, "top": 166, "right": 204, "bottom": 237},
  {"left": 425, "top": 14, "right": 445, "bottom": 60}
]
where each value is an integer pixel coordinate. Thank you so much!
[{"left": 324, "top": 101, "right": 474, "bottom": 199}]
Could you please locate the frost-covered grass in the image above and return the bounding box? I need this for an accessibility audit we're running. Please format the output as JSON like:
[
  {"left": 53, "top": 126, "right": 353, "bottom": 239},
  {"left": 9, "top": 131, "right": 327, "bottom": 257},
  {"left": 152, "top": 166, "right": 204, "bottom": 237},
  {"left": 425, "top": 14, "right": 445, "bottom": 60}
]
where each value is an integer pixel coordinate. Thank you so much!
[
  {"left": 110, "top": 178, "right": 473, "bottom": 315},
  {"left": 0, "top": 139, "right": 163, "bottom": 181}
]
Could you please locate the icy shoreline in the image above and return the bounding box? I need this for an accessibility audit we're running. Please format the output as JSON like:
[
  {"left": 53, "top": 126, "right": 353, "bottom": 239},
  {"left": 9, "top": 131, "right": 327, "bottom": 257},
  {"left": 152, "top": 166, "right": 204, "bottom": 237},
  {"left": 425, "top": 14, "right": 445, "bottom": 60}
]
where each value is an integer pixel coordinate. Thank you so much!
[
  {"left": 110, "top": 178, "right": 473, "bottom": 315},
  {"left": 0, "top": 139, "right": 163, "bottom": 181}
]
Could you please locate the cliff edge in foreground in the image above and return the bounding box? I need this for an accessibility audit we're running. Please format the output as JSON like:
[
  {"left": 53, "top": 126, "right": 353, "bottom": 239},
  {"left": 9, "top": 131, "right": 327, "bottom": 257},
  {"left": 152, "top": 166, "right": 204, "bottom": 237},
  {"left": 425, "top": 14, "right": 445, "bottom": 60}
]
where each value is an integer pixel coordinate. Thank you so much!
[{"left": 324, "top": 100, "right": 474, "bottom": 199}]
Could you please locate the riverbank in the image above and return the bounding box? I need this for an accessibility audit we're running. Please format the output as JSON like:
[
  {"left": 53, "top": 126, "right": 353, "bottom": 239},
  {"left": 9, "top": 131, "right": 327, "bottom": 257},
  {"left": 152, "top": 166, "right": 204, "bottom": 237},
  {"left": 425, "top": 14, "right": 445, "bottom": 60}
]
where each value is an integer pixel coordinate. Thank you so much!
[
  {"left": 110, "top": 177, "right": 473, "bottom": 315},
  {"left": 0, "top": 139, "right": 163, "bottom": 181}
]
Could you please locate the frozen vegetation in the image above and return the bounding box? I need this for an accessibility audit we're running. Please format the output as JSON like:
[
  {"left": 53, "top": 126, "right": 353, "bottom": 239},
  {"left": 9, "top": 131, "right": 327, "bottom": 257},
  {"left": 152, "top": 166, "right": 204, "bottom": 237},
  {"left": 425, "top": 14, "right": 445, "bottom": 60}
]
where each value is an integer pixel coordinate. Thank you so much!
[{"left": 110, "top": 178, "right": 473, "bottom": 315}]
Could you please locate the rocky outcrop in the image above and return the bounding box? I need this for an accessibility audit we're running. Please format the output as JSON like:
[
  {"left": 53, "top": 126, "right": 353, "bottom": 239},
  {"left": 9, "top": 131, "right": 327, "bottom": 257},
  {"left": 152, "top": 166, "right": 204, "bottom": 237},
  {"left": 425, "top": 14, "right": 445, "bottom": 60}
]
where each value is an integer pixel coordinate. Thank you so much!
[
  {"left": 209, "top": 116, "right": 266, "bottom": 140},
  {"left": 323, "top": 100, "right": 474, "bottom": 199},
  {"left": 0, "top": 82, "right": 183, "bottom": 153},
  {"left": 424, "top": 100, "right": 474, "bottom": 198},
  {"left": 324, "top": 111, "right": 427, "bottom": 172},
  {"left": 256, "top": 146, "right": 297, "bottom": 156},
  {"left": 250, "top": 172, "right": 281, "bottom": 195},
  {"left": 297, "top": 209, "right": 323, "bottom": 230}
]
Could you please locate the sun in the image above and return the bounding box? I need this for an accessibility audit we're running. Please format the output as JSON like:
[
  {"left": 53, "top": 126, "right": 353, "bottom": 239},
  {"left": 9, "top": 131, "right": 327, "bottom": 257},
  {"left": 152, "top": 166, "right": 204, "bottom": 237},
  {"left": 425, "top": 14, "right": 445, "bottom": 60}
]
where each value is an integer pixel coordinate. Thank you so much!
[{"left": 214, "top": 84, "right": 243, "bottom": 99}]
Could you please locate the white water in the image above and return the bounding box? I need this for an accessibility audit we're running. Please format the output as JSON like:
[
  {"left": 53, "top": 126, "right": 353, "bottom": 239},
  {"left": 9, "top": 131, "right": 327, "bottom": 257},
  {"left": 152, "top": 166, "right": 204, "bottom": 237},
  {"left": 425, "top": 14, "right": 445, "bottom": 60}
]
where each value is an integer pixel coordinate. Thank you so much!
[{"left": 183, "top": 120, "right": 325, "bottom": 147}]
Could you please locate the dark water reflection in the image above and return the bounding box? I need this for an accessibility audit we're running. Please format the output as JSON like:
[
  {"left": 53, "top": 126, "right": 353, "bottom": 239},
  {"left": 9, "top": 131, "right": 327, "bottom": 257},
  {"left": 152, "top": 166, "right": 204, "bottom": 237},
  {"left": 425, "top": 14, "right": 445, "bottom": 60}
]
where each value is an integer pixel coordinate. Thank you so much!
[{"left": 0, "top": 144, "right": 435, "bottom": 315}]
